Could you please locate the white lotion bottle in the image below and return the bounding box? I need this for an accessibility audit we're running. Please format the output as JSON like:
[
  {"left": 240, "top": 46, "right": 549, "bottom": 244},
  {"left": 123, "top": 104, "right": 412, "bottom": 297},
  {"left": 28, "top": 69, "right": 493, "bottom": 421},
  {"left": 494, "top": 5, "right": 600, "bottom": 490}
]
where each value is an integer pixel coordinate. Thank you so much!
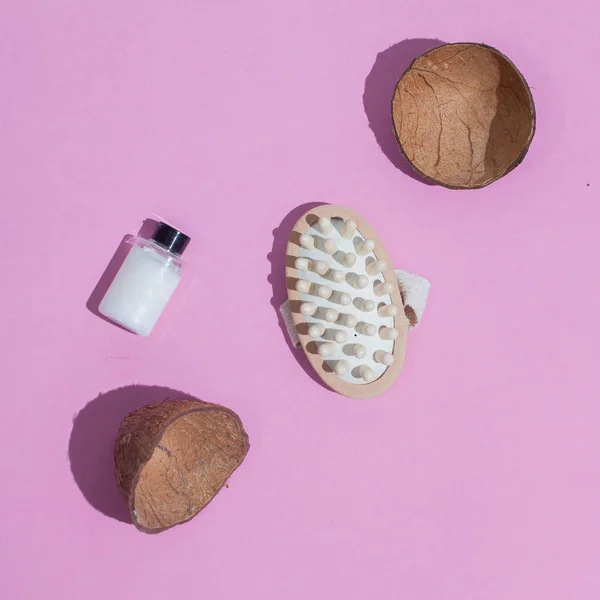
[{"left": 98, "top": 222, "right": 190, "bottom": 336}]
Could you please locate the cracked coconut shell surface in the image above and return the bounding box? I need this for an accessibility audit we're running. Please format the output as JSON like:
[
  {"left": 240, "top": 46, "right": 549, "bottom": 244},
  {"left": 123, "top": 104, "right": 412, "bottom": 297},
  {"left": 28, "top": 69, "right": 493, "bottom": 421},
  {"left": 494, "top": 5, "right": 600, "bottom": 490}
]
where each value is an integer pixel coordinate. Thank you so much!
[
  {"left": 114, "top": 399, "right": 250, "bottom": 533},
  {"left": 392, "top": 43, "right": 535, "bottom": 189}
]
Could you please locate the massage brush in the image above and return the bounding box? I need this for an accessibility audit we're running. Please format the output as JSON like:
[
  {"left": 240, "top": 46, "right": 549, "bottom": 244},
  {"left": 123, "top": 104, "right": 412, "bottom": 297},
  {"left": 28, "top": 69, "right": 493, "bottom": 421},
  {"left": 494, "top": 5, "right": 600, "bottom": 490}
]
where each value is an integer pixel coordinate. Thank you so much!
[{"left": 285, "top": 205, "right": 408, "bottom": 398}]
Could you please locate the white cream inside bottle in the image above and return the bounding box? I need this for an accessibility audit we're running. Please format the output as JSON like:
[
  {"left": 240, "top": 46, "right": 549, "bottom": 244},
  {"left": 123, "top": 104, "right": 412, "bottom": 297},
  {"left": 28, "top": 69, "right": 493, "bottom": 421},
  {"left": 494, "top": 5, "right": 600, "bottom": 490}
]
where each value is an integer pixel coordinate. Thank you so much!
[{"left": 98, "top": 222, "right": 190, "bottom": 336}]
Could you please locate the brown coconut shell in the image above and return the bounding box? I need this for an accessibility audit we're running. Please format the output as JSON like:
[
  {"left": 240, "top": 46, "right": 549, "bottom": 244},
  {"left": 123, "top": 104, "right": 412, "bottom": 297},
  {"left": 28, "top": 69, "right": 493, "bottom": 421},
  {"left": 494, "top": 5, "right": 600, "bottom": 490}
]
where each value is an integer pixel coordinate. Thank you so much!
[
  {"left": 114, "top": 399, "right": 250, "bottom": 533},
  {"left": 392, "top": 42, "right": 535, "bottom": 189}
]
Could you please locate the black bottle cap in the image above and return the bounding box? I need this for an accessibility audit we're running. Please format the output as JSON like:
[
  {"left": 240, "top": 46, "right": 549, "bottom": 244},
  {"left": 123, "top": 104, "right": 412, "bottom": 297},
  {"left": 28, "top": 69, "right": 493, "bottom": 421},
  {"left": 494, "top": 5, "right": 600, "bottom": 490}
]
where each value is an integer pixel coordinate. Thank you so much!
[{"left": 151, "top": 222, "right": 191, "bottom": 256}]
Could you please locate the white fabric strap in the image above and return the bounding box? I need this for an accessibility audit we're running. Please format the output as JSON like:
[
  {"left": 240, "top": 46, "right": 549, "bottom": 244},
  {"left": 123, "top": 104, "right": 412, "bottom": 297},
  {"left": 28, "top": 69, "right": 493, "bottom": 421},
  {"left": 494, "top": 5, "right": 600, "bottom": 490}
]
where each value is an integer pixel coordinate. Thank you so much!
[{"left": 280, "top": 269, "right": 430, "bottom": 348}]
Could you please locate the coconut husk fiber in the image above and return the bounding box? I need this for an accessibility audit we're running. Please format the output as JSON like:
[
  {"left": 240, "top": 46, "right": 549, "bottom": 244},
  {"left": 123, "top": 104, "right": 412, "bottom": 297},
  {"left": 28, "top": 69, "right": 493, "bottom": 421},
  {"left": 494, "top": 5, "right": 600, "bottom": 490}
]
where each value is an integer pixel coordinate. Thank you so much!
[
  {"left": 392, "top": 42, "right": 535, "bottom": 189},
  {"left": 114, "top": 399, "right": 250, "bottom": 533}
]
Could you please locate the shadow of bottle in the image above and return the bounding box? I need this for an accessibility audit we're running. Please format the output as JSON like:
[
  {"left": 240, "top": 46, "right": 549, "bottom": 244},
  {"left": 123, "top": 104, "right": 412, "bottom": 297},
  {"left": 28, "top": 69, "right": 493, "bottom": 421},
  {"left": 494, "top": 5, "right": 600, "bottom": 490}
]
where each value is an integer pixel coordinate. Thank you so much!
[
  {"left": 68, "top": 385, "right": 196, "bottom": 522},
  {"left": 363, "top": 38, "right": 445, "bottom": 184}
]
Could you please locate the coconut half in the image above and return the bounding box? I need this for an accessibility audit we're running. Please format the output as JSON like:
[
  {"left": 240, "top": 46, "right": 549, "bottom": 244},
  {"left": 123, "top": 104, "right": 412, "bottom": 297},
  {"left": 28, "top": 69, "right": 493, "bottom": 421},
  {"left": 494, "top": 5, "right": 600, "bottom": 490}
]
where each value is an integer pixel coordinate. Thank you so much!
[
  {"left": 114, "top": 399, "right": 250, "bottom": 533},
  {"left": 392, "top": 42, "right": 535, "bottom": 189}
]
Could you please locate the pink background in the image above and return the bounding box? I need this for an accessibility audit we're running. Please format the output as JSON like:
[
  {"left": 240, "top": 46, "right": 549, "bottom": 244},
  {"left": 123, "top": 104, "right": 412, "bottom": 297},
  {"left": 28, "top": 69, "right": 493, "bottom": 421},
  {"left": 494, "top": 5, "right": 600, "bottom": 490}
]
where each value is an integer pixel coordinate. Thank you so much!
[{"left": 1, "top": 1, "right": 599, "bottom": 598}]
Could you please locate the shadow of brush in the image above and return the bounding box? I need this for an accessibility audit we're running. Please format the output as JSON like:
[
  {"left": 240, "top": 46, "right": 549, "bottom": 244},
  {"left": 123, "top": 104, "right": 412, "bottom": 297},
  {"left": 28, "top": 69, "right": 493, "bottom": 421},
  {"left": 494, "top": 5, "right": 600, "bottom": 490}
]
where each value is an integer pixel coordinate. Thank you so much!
[{"left": 267, "top": 203, "right": 331, "bottom": 392}]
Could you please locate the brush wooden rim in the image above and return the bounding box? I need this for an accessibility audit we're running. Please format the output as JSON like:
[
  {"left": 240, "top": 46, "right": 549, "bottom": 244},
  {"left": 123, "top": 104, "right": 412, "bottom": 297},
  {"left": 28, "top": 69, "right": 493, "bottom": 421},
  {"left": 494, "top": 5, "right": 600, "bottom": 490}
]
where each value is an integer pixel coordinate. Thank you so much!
[{"left": 285, "top": 205, "right": 407, "bottom": 399}]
